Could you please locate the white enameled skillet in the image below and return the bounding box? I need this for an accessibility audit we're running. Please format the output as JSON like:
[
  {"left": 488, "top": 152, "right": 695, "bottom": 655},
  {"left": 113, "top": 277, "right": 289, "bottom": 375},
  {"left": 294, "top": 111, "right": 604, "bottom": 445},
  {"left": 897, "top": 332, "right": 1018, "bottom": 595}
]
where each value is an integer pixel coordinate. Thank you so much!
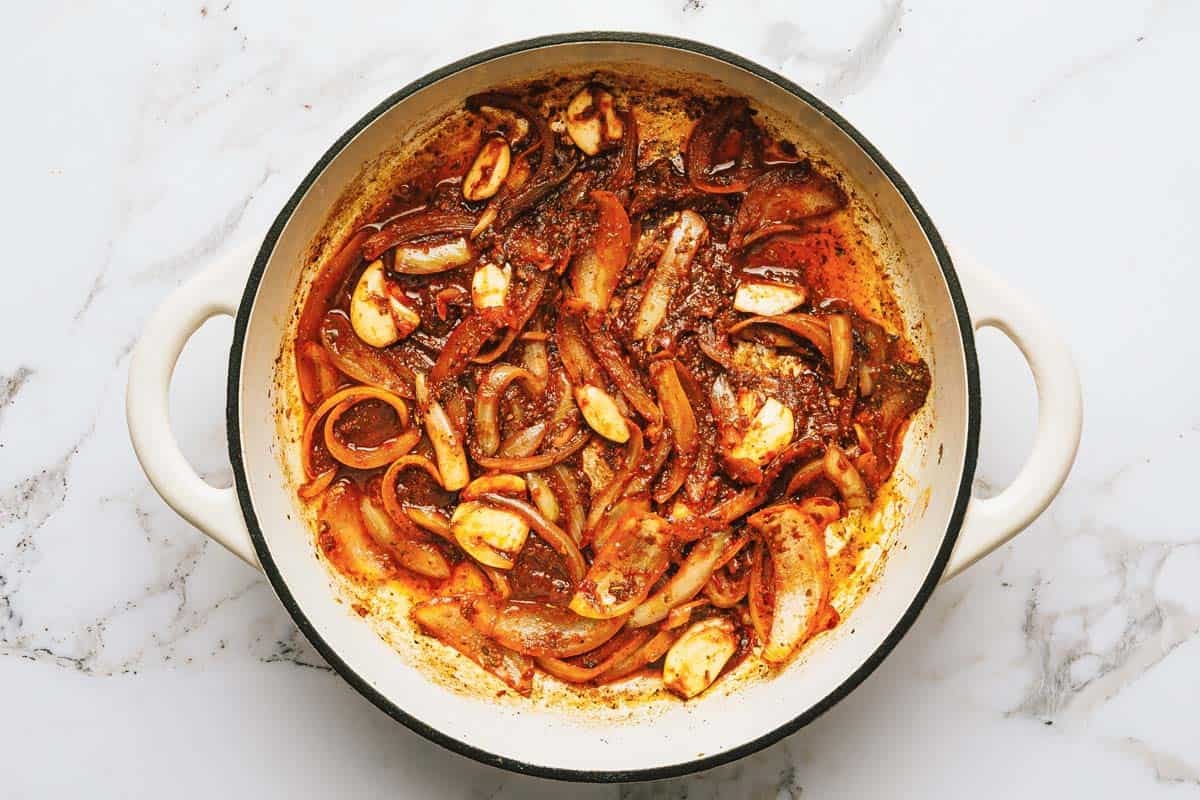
[{"left": 127, "top": 33, "right": 1081, "bottom": 782}]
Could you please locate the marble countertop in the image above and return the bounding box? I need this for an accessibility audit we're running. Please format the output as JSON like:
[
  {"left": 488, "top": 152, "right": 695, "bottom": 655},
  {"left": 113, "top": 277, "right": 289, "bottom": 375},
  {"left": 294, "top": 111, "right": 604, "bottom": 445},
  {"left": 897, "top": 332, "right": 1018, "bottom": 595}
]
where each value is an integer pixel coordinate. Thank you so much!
[{"left": 4, "top": 0, "right": 1198, "bottom": 796}]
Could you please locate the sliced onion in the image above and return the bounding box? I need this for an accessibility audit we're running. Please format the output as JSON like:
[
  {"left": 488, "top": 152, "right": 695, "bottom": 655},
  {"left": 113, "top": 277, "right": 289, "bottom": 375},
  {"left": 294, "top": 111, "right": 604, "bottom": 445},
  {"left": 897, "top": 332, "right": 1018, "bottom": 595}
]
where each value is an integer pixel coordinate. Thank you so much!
[
  {"left": 596, "top": 628, "right": 680, "bottom": 684},
  {"left": 829, "top": 313, "right": 853, "bottom": 390},
  {"left": 589, "top": 495, "right": 651, "bottom": 553},
  {"left": 704, "top": 566, "right": 751, "bottom": 608},
  {"left": 626, "top": 429, "right": 674, "bottom": 499},
  {"left": 632, "top": 210, "right": 708, "bottom": 342},
  {"left": 316, "top": 480, "right": 394, "bottom": 582},
  {"left": 705, "top": 437, "right": 821, "bottom": 524},
  {"left": 474, "top": 365, "right": 543, "bottom": 456},
  {"left": 586, "top": 325, "right": 662, "bottom": 429},
  {"left": 361, "top": 207, "right": 477, "bottom": 261},
  {"left": 320, "top": 310, "right": 414, "bottom": 398},
  {"left": 380, "top": 455, "right": 446, "bottom": 529},
  {"left": 685, "top": 98, "right": 762, "bottom": 194},
  {"left": 547, "top": 464, "right": 586, "bottom": 544},
  {"left": 627, "top": 527, "right": 731, "bottom": 628},
  {"left": 584, "top": 421, "right": 644, "bottom": 532},
  {"left": 297, "top": 340, "right": 343, "bottom": 406},
  {"left": 747, "top": 542, "right": 772, "bottom": 646},
  {"left": 460, "top": 473, "right": 527, "bottom": 501},
  {"left": 464, "top": 597, "right": 627, "bottom": 658},
  {"left": 784, "top": 456, "right": 825, "bottom": 496},
  {"left": 569, "top": 190, "right": 631, "bottom": 313},
  {"left": 441, "top": 561, "right": 492, "bottom": 596},
  {"left": 359, "top": 496, "right": 450, "bottom": 579},
  {"left": 525, "top": 471, "right": 560, "bottom": 523},
  {"left": 824, "top": 445, "right": 869, "bottom": 509},
  {"left": 747, "top": 501, "right": 836, "bottom": 664},
  {"left": 664, "top": 599, "right": 711, "bottom": 630},
  {"left": 430, "top": 311, "right": 504, "bottom": 388},
  {"left": 569, "top": 513, "right": 672, "bottom": 619},
  {"left": 496, "top": 421, "right": 548, "bottom": 458},
  {"left": 522, "top": 323, "right": 549, "bottom": 386},
  {"left": 728, "top": 163, "right": 848, "bottom": 249},
  {"left": 472, "top": 427, "right": 590, "bottom": 472},
  {"left": 415, "top": 372, "right": 470, "bottom": 491},
  {"left": 649, "top": 360, "right": 697, "bottom": 501},
  {"left": 478, "top": 493, "right": 587, "bottom": 584},
  {"left": 535, "top": 629, "right": 651, "bottom": 684},
  {"left": 554, "top": 313, "right": 604, "bottom": 388},
  {"left": 727, "top": 313, "right": 833, "bottom": 362},
  {"left": 607, "top": 107, "right": 639, "bottom": 196},
  {"left": 404, "top": 506, "right": 453, "bottom": 541},
  {"left": 322, "top": 390, "right": 418, "bottom": 470},
  {"left": 411, "top": 597, "right": 533, "bottom": 695}
]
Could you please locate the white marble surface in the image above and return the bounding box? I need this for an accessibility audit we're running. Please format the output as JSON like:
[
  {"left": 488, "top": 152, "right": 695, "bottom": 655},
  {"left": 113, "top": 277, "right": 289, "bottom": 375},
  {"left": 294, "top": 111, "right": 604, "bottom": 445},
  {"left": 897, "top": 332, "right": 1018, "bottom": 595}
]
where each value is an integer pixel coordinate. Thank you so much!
[{"left": 3, "top": 0, "right": 1198, "bottom": 796}]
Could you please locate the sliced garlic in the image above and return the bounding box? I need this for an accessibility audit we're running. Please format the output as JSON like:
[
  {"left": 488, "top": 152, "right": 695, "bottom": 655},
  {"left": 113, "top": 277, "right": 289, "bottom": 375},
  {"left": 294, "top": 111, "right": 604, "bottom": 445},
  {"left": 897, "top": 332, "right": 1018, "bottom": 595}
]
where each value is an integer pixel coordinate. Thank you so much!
[
  {"left": 662, "top": 617, "right": 739, "bottom": 699},
  {"left": 462, "top": 135, "right": 511, "bottom": 201},
  {"left": 565, "top": 86, "right": 623, "bottom": 156},
  {"left": 730, "top": 397, "right": 794, "bottom": 465},
  {"left": 349, "top": 260, "right": 420, "bottom": 347},
  {"left": 450, "top": 500, "right": 530, "bottom": 570},
  {"left": 575, "top": 384, "right": 630, "bottom": 443},
  {"left": 393, "top": 237, "right": 473, "bottom": 274},
  {"left": 460, "top": 473, "right": 527, "bottom": 501},
  {"left": 733, "top": 281, "right": 807, "bottom": 316},
  {"left": 471, "top": 262, "right": 511, "bottom": 309}
]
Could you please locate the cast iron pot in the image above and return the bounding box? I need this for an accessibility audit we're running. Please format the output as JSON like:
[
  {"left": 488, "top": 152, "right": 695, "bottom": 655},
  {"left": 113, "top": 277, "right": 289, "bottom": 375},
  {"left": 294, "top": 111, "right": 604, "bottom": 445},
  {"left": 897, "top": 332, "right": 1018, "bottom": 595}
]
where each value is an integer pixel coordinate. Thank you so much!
[{"left": 126, "top": 33, "right": 1082, "bottom": 782}]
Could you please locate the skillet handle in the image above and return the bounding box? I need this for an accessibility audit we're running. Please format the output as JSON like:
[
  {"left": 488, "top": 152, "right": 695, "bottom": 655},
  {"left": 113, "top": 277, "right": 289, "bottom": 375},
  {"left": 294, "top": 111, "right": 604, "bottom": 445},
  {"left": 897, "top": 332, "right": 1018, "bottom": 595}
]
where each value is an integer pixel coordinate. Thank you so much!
[
  {"left": 940, "top": 251, "right": 1082, "bottom": 581},
  {"left": 126, "top": 242, "right": 261, "bottom": 570}
]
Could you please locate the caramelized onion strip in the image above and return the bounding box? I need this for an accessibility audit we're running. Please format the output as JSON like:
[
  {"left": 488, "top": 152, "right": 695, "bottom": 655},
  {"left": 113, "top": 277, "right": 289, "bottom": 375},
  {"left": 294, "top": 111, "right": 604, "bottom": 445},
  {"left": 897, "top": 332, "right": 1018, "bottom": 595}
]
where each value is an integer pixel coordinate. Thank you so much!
[
  {"left": 478, "top": 493, "right": 587, "bottom": 584},
  {"left": 473, "top": 427, "right": 590, "bottom": 472},
  {"left": 474, "top": 365, "right": 544, "bottom": 456}
]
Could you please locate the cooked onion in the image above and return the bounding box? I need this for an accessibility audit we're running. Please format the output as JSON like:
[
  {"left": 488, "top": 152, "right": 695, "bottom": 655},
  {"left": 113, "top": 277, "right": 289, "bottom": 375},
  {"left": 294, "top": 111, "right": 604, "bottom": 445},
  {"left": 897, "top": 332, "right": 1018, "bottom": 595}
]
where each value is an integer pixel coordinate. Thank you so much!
[
  {"left": 361, "top": 207, "right": 477, "bottom": 261},
  {"left": 430, "top": 312, "right": 504, "bottom": 388},
  {"left": 748, "top": 501, "right": 836, "bottom": 664},
  {"left": 473, "top": 426, "right": 590, "bottom": 472},
  {"left": 570, "top": 513, "right": 672, "bottom": 619},
  {"left": 570, "top": 190, "right": 632, "bottom": 313},
  {"left": 547, "top": 464, "right": 586, "bottom": 544},
  {"left": 318, "top": 387, "right": 417, "bottom": 470},
  {"left": 584, "top": 421, "right": 644, "bottom": 532},
  {"left": 525, "top": 471, "right": 560, "bottom": 523},
  {"left": 414, "top": 373, "right": 470, "bottom": 491},
  {"left": 824, "top": 445, "right": 869, "bottom": 509},
  {"left": 535, "top": 629, "right": 651, "bottom": 683},
  {"left": 297, "top": 341, "right": 343, "bottom": 406},
  {"left": 496, "top": 421, "right": 548, "bottom": 458},
  {"left": 464, "top": 597, "right": 627, "bottom": 658},
  {"left": 729, "top": 163, "right": 848, "bottom": 249},
  {"left": 628, "top": 527, "right": 731, "bottom": 628},
  {"left": 829, "top": 313, "right": 853, "bottom": 390},
  {"left": 727, "top": 313, "right": 833, "bottom": 362},
  {"left": 380, "top": 455, "right": 446, "bottom": 529},
  {"left": 685, "top": 98, "right": 762, "bottom": 194},
  {"left": 474, "top": 365, "right": 544, "bottom": 456},
  {"left": 704, "top": 566, "right": 751, "bottom": 608},
  {"left": 478, "top": 493, "right": 587, "bottom": 583},
  {"left": 596, "top": 627, "right": 679, "bottom": 684},
  {"left": 554, "top": 314, "right": 604, "bottom": 388},
  {"left": 359, "top": 496, "right": 451, "bottom": 579},
  {"left": 586, "top": 324, "right": 662, "bottom": 429},
  {"left": 632, "top": 210, "right": 708, "bottom": 342},
  {"left": 320, "top": 310, "right": 414, "bottom": 398},
  {"left": 412, "top": 597, "right": 533, "bottom": 694}
]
